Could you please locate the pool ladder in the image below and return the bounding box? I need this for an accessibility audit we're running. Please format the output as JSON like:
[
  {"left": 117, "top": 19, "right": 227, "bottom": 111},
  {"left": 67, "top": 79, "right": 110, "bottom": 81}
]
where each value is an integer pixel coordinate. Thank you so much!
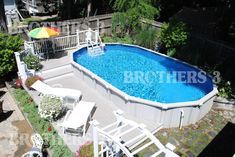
[{"left": 87, "top": 40, "right": 104, "bottom": 57}]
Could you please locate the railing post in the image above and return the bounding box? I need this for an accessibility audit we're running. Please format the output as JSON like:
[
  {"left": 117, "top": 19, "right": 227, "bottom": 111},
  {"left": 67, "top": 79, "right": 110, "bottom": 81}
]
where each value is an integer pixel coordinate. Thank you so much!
[
  {"left": 95, "top": 30, "right": 98, "bottom": 43},
  {"left": 97, "top": 19, "right": 100, "bottom": 35},
  {"left": 90, "top": 120, "right": 100, "bottom": 157},
  {"left": 52, "top": 38, "right": 56, "bottom": 53},
  {"left": 76, "top": 29, "right": 80, "bottom": 47},
  {"left": 14, "top": 52, "right": 27, "bottom": 81},
  {"left": 114, "top": 110, "right": 123, "bottom": 156}
]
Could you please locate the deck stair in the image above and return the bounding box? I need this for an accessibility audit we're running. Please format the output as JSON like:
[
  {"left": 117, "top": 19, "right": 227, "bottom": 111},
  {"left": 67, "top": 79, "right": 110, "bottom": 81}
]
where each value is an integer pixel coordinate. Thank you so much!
[
  {"left": 37, "top": 64, "right": 73, "bottom": 81},
  {"left": 91, "top": 110, "right": 179, "bottom": 157}
]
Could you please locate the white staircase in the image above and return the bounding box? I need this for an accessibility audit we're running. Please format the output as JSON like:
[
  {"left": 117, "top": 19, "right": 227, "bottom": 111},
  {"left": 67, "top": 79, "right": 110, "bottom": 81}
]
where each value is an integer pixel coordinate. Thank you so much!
[{"left": 91, "top": 110, "right": 179, "bottom": 157}]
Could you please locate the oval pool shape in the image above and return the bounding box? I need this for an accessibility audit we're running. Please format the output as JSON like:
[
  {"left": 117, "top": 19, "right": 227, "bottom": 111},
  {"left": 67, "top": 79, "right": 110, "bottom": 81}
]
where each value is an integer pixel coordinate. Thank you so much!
[{"left": 73, "top": 44, "right": 214, "bottom": 103}]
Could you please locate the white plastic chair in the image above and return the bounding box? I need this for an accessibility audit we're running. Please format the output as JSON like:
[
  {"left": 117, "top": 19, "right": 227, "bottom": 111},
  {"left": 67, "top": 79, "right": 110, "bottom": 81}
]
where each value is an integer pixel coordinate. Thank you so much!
[
  {"left": 21, "top": 134, "right": 43, "bottom": 157},
  {"left": 59, "top": 101, "right": 95, "bottom": 136},
  {"left": 31, "top": 133, "right": 43, "bottom": 149},
  {"left": 21, "top": 152, "right": 42, "bottom": 157}
]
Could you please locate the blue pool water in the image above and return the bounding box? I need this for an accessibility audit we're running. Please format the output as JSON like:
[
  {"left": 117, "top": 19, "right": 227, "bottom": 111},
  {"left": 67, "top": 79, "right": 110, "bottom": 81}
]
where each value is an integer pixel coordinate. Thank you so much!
[{"left": 73, "top": 44, "right": 213, "bottom": 103}]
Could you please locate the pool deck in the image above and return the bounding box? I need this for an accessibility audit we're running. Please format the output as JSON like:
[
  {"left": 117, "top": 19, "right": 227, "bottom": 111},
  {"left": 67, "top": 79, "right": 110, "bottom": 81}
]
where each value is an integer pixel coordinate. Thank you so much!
[{"left": 30, "top": 49, "right": 162, "bottom": 152}]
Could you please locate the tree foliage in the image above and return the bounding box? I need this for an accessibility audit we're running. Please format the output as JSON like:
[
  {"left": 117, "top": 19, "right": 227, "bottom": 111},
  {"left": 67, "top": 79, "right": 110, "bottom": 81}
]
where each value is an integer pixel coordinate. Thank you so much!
[
  {"left": 0, "top": 33, "right": 23, "bottom": 76},
  {"left": 112, "top": 0, "right": 159, "bottom": 35},
  {"left": 134, "top": 27, "right": 158, "bottom": 49},
  {"left": 159, "top": 19, "right": 189, "bottom": 56}
]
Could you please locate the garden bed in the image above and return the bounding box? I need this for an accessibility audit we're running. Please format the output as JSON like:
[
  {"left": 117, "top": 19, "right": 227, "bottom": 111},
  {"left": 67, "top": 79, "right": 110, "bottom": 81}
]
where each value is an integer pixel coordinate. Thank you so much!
[{"left": 6, "top": 82, "right": 74, "bottom": 157}]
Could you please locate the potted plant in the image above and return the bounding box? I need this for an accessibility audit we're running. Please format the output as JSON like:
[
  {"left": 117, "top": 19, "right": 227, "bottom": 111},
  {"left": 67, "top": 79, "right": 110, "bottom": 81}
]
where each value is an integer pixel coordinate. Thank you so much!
[
  {"left": 23, "top": 54, "right": 43, "bottom": 71},
  {"left": 76, "top": 141, "right": 94, "bottom": 157},
  {"left": 38, "top": 95, "right": 63, "bottom": 121},
  {"left": 25, "top": 76, "right": 43, "bottom": 89},
  {"left": 15, "top": 78, "right": 23, "bottom": 89}
]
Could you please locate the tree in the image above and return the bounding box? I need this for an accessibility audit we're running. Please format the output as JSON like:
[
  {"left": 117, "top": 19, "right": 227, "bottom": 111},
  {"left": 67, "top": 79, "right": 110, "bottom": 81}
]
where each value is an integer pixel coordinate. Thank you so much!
[
  {"left": 0, "top": 0, "right": 7, "bottom": 32},
  {"left": 112, "top": 0, "right": 159, "bottom": 36},
  {"left": 0, "top": 33, "right": 23, "bottom": 77},
  {"left": 159, "top": 19, "right": 189, "bottom": 56}
]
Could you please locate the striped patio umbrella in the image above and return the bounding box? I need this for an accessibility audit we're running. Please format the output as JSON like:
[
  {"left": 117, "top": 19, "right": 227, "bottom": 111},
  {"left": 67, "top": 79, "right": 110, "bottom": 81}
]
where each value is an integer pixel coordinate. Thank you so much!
[{"left": 28, "top": 27, "right": 59, "bottom": 39}]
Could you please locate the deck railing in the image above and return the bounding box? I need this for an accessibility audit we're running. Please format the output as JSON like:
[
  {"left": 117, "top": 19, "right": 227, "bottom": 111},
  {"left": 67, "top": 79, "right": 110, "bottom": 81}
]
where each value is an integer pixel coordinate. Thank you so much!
[{"left": 24, "top": 29, "right": 100, "bottom": 57}]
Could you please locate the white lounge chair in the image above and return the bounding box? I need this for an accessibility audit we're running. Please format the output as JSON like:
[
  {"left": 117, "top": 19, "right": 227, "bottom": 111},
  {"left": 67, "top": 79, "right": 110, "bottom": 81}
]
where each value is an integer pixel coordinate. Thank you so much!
[
  {"left": 59, "top": 101, "right": 95, "bottom": 136},
  {"left": 31, "top": 80, "right": 82, "bottom": 109}
]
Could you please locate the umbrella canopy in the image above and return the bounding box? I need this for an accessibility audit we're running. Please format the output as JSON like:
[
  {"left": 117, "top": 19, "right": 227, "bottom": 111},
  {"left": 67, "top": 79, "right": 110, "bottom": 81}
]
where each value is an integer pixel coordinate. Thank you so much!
[{"left": 29, "top": 27, "right": 59, "bottom": 39}]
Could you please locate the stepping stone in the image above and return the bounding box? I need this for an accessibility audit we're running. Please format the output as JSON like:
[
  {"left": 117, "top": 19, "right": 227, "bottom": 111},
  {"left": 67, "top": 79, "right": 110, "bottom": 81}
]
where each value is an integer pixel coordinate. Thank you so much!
[
  {"left": 168, "top": 137, "right": 180, "bottom": 146},
  {"left": 185, "top": 150, "right": 196, "bottom": 157},
  {"left": 208, "top": 131, "right": 217, "bottom": 138}
]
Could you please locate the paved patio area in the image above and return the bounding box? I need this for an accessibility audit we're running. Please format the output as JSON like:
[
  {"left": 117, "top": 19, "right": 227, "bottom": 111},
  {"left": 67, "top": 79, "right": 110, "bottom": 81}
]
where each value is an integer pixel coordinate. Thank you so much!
[
  {"left": 39, "top": 49, "right": 74, "bottom": 71},
  {"left": 0, "top": 88, "right": 33, "bottom": 157}
]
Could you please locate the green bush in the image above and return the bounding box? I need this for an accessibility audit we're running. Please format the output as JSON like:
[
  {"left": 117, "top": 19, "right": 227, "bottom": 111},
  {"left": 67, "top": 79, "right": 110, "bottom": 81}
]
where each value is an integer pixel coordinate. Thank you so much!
[
  {"left": 134, "top": 27, "right": 158, "bottom": 49},
  {"left": 159, "top": 19, "right": 189, "bottom": 56},
  {"left": 13, "top": 89, "right": 74, "bottom": 157},
  {"left": 23, "top": 54, "right": 43, "bottom": 71},
  {"left": 102, "top": 35, "right": 134, "bottom": 44},
  {"left": 217, "top": 80, "right": 233, "bottom": 99},
  {"left": 112, "top": 0, "right": 159, "bottom": 35},
  {"left": 0, "top": 33, "right": 23, "bottom": 76}
]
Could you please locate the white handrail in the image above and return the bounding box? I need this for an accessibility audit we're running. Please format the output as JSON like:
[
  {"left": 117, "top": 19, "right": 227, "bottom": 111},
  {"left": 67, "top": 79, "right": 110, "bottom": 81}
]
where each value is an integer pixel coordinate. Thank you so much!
[{"left": 91, "top": 111, "right": 179, "bottom": 157}]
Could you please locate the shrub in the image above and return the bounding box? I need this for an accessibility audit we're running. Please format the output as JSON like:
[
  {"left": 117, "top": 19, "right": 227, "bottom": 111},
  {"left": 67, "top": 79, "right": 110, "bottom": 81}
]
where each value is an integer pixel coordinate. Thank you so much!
[
  {"left": 25, "top": 76, "right": 43, "bottom": 88},
  {"left": 102, "top": 35, "right": 134, "bottom": 44},
  {"left": 0, "top": 33, "right": 23, "bottom": 77},
  {"left": 39, "top": 95, "right": 63, "bottom": 120},
  {"left": 76, "top": 142, "right": 93, "bottom": 157},
  {"left": 159, "top": 19, "right": 189, "bottom": 56},
  {"left": 23, "top": 54, "right": 43, "bottom": 71},
  {"left": 217, "top": 80, "right": 233, "bottom": 99},
  {"left": 134, "top": 27, "right": 158, "bottom": 49}
]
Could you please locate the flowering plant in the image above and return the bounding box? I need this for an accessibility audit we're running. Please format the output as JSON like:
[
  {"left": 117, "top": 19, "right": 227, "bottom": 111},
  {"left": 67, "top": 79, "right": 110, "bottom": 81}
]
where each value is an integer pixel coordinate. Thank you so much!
[
  {"left": 15, "top": 78, "right": 22, "bottom": 88},
  {"left": 38, "top": 95, "right": 63, "bottom": 121},
  {"left": 76, "top": 141, "right": 93, "bottom": 157}
]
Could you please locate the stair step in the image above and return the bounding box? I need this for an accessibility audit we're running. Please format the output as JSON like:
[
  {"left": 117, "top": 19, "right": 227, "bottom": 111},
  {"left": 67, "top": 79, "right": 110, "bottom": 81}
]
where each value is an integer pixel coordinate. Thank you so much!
[{"left": 37, "top": 64, "right": 73, "bottom": 80}]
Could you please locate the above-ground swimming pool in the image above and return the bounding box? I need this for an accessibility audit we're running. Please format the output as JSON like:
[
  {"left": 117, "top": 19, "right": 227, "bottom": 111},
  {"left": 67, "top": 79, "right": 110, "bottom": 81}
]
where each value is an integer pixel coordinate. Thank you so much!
[
  {"left": 73, "top": 44, "right": 213, "bottom": 103},
  {"left": 72, "top": 44, "right": 217, "bottom": 127}
]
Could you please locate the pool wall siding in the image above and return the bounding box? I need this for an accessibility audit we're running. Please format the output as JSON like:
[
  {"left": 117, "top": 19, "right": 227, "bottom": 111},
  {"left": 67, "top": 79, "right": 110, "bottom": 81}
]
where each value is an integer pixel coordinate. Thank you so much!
[{"left": 71, "top": 43, "right": 217, "bottom": 127}]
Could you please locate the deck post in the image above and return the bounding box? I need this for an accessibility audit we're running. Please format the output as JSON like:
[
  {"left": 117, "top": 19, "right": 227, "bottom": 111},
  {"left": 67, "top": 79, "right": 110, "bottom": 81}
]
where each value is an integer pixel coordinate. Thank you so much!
[
  {"left": 90, "top": 120, "right": 100, "bottom": 157},
  {"left": 14, "top": 52, "right": 27, "bottom": 81}
]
